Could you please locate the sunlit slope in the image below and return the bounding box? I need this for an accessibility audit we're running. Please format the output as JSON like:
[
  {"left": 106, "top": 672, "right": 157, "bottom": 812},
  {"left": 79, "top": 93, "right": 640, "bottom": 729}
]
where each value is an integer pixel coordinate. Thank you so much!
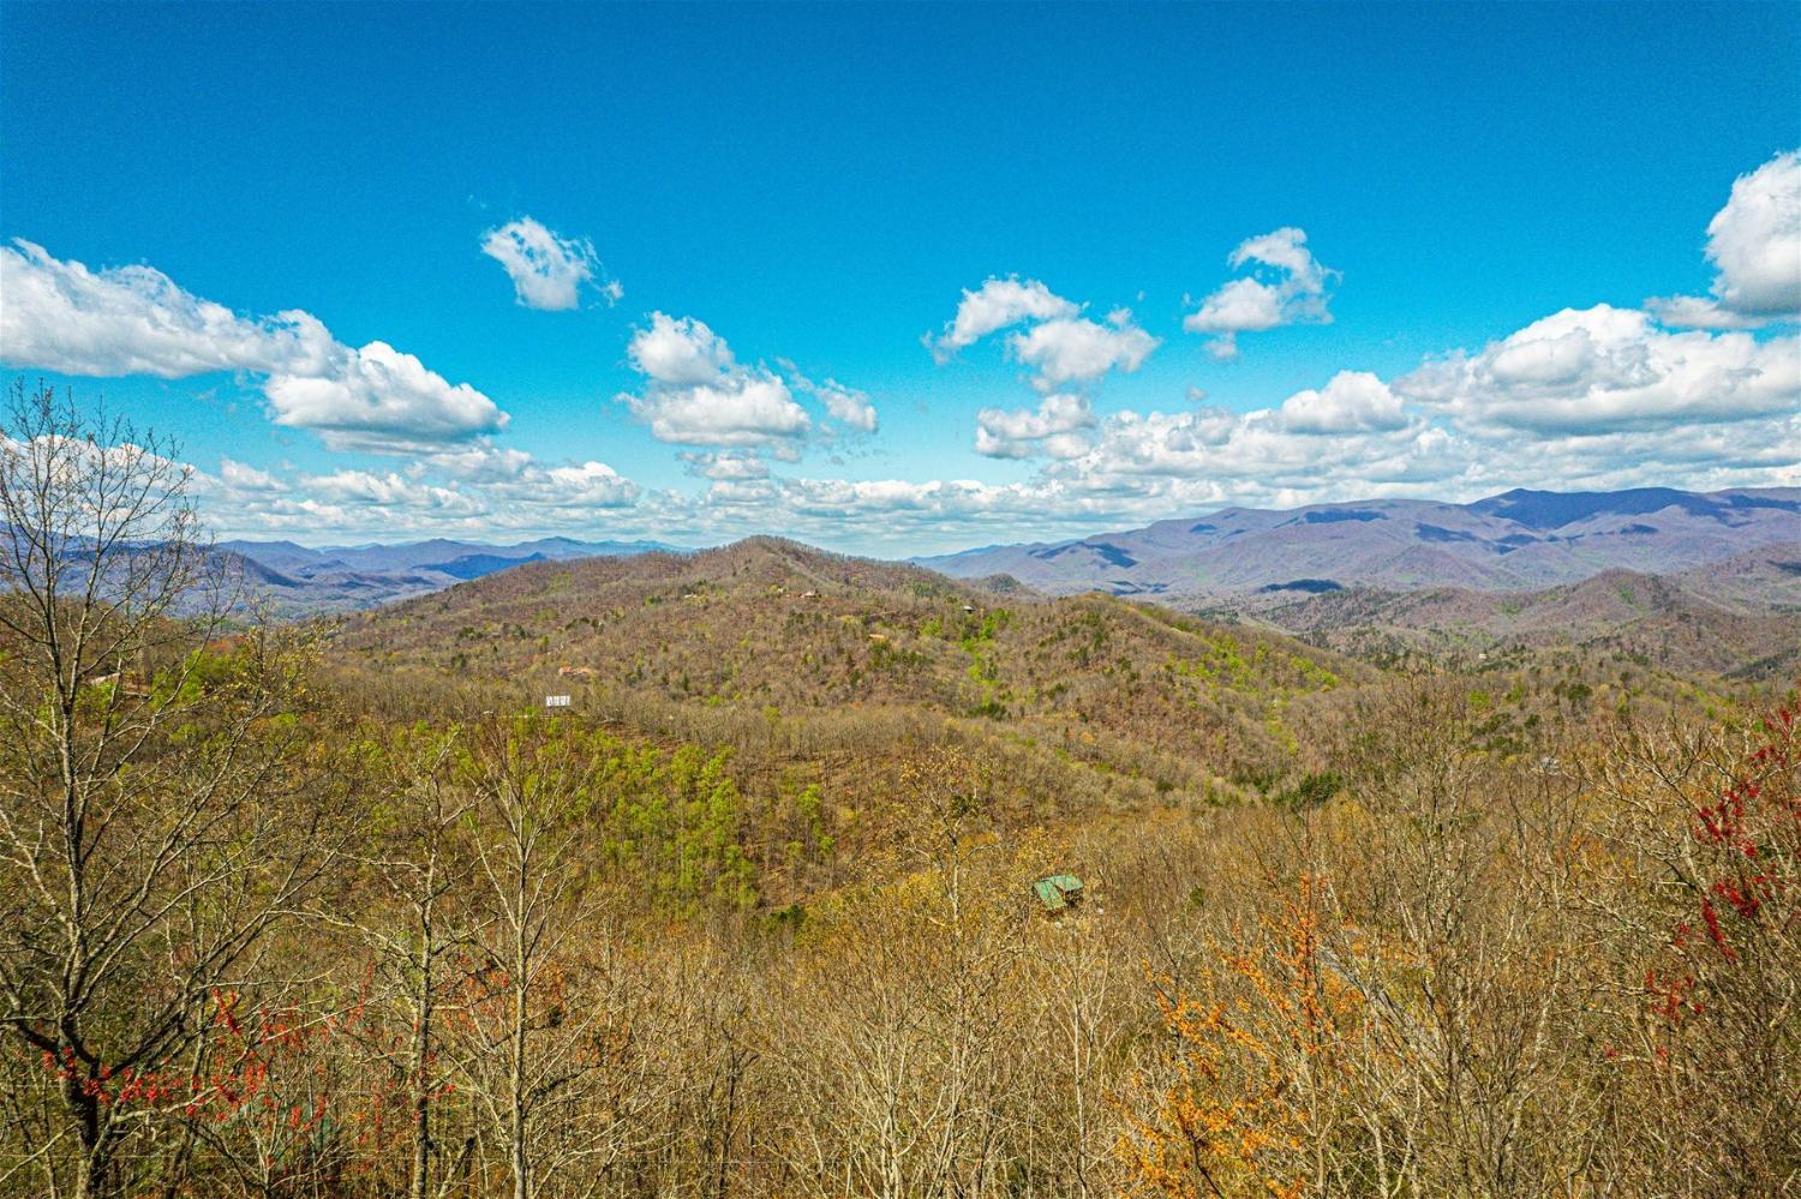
[{"left": 331, "top": 536, "right": 1377, "bottom": 805}]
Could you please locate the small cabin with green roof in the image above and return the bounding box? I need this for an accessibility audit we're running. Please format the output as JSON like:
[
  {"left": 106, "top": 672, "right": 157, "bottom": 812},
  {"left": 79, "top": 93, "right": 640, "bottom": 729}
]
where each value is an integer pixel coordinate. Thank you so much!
[{"left": 1033, "top": 874, "right": 1084, "bottom": 913}]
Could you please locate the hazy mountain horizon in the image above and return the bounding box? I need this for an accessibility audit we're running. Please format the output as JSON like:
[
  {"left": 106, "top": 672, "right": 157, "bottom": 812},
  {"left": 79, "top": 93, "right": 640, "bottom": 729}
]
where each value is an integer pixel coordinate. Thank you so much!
[
  {"left": 209, "top": 484, "right": 1801, "bottom": 615},
  {"left": 915, "top": 484, "right": 1801, "bottom": 601}
]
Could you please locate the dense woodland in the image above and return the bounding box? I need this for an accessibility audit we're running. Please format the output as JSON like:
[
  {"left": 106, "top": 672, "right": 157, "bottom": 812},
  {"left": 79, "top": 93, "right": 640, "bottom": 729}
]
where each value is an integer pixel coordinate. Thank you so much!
[{"left": 2, "top": 385, "right": 1796, "bottom": 1197}]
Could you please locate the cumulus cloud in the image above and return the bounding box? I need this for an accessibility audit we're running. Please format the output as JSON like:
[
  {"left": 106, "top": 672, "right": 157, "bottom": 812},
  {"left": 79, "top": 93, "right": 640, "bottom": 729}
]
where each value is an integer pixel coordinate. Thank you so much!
[
  {"left": 303, "top": 468, "right": 489, "bottom": 518},
  {"left": 189, "top": 439, "right": 645, "bottom": 542},
  {"left": 973, "top": 369, "right": 1416, "bottom": 478},
  {"left": 974, "top": 393, "right": 1096, "bottom": 459},
  {"left": 767, "top": 476, "right": 1102, "bottom": 530},
  {"left": 1645, "top": 294, "right": 1766, "bottom": 331},
  {"left": 264, "top": 339, "right": 509, "bottom": 452},
  {"left": 1008, "top": 309, "right": 1159, "bottom": 393},
  {"left": 620, "top": 315, "right": 881, "bottom": 448},
  {"left": 1040, "top": 410, "right": 1798, "bottom": 520},
  {"left": 1474, "top": 413, "right": 1801, "bottom": 494},
  {"left": 1278, "top": 370, "right": 1408, "bottom": 434},
  {"left": 480, "top": 217, "right": 615, "bottom": 311},
  {"left": 1185, "top": 227, "right": 1337, "bottom": 360},
  {"left": 217, "top": 457, "right": 285, "bottom": 493},
  {"left": 625, "top": 374, "right": 810, "bottom": 448},
  {"left": 681, "top": 450, "right": 772, "bottom": 481},
  {"left": 491, "top": 459, "right": 640, "bottom": 510},
  {"left": 426, "top": 441, "right": 536, "bottom": 483},
  {"left": 628, "top": 312, "right": 735, "bottom": 385},
  {"left": 618, "top": 313, "right": 811, "bottom": 448},
  {"left": 947, "top": 364, "right": 1469, "bottom": 535},
  {"left": 927, "top": 277, "right": 1158, "bottom": 392},
  {"left": 1050, "top": 403, "right": 1458, "bottom": 496},
  {"left": 0, "top": 240, "right": 506, "bottom": 451},
  {"left": 785, "top": 364, "right": 879, "bottom": 433},
  {"left": 1650, "top": 149, "right": 1801, "bottom": 328},
  {"left": 941, "top": 300, "right": 1794, "bottom": 537},
  {"left": 813, "top": 381, "right": 879, "bottom": 432},
  {"left": 926, "top": 277, "right": 1079, "bottom": 362},
  {"left": 0, "top": 240, "right": 319, "bottom": 378},
  {"left": 1397, "top": 304, "right": 1799, "bottom": 433},
  {"left": 24, "top": 149, "right": 1801, "bottom": 556}
]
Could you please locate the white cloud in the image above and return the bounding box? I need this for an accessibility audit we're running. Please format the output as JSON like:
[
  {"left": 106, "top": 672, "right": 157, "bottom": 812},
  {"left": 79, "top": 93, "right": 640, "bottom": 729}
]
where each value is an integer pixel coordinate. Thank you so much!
[
  {"left": 1185, "top": 227, "right": 1336, "bottom": 360},
  {"left": 937, "top": 299, "right": 1795, "bottom": 539},
  {"left": 1644, "top": 294, "right": 1765, "bottom": 331},
  {"left": 1278, "top": 370, "right": 1408, "bottom": 434},
  {"left": 785, "top": 364, "right": 879, "bottom": 433},
  {"left": 1474, "top": 414, "right": 1801, "bottom": 492},
  {"left": 1051, "top": 404, "right": 1457, "bottom": 496},
  {"left": 0, "top": 240, "right": 506, "bottom": 451},
  {"left": 23, "top": 149, "right": 1801, "bottom": 557},
  {"left": 628, "top": 312, "right": 736, "bottom": 385},
  {"left": 305, "top": 468, "right": 488, "bottom": 517},
  {"left": 814, "top": 381, "right": 879, "bottom": 432},
  {"left": 493, "top": 459, "right": 639, "bottom": 510},
  {"left": 218, "top": 457, "right": 284, "bottom": 493},
  {"left": 620, "top": 314, "right": 880, "bottom": 448},
  {"left": 480, "top": 217, "right": 613, "bottom": 311},
  {"left": 624, "top": 374, "right": 811, "bottom": 447},
  {"left": 0, "top": 240, "right": 319, "bottom": 378},
  {"left": 618, "top": 313, "right": 811, "bottom": 448},
  {"left": 972, "top": 370, "right": 1415, "bottom": 480},
  {"left": 426, "top": 441, "right": 536, "bottom": 482},
  {"left": 1187, "top": 278, "right": 1284, "bottom": 342},
  {"left": 1008, "top": 309, "right": 1159, "bottom": 393},
  {"left": 264, "top": 339, "right": 509, "bottom": 452},
  {"left": 763, "top": 476, "right": 1107, "bottom": 530},
  {"left": 1650, "top": 149, "right": 1800, "bottom": 328},
  {"left": 974, "top": 393, "right": 1095, "bottom": 459},
  {"left": 1397, "top": 304, "right": 1799, "bottom": 433},
  {"left": 190, "top": 440, "right": 645, "bottom": 542},
  {"left": 927, "top": 277, "right": 1158, "bottom": 392},
  {"left": 681, "top": 450, "right": 771, "bottom": 481},
  {"left": 926, "top": 277, "right": 1079, "bottom": 362}
]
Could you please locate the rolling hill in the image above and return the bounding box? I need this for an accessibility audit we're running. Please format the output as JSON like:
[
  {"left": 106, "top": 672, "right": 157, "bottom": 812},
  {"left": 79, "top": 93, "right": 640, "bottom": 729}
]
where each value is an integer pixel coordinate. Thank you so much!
[
  {"left": 1231, "top": 558, "right": 1801, "bottom": 680},
  {"left": 328, "top": 537, "right": 1384, "bottom": 824}
]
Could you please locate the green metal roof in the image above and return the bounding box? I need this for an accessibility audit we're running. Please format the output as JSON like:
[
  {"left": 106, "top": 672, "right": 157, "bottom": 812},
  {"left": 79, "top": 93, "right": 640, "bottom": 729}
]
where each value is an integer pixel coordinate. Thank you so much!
[{"left": 1033, "top": 874, "right": 1084, "bottom": 911}]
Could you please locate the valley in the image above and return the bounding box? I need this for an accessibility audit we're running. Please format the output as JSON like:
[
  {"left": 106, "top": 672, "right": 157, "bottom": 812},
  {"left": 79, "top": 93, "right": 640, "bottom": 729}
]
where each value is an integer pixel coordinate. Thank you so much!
[
  {"left": 4, "top": 429, "right": 1797, "bottom": 1197},
  {"left": 3, "top": 2, "right": 1796, "bottom": 1191}
]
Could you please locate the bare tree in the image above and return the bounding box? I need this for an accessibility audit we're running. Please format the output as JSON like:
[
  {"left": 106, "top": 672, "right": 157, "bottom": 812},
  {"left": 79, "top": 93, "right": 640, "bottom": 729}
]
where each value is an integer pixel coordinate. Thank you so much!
[
  {"left": 0, "top": 382, "right": 339, "bottom": 1198},
  {"left": 445, "top": 720, "right": 653, "bottom": 1199},
  {"left": 330, "top": 727, "right": 479, "bottom": 1199}
]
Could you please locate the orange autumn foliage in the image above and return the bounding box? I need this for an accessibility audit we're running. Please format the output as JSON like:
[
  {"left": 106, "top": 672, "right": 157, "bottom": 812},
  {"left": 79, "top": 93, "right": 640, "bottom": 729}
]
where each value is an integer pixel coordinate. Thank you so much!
[{"left": 1118, "top": 875, "right": 1364, "bottom": 1199}]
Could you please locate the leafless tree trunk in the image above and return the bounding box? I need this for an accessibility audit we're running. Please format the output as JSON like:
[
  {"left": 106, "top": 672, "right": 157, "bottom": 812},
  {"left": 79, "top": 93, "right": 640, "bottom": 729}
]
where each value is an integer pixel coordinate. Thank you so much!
[
  {"left": 0, "top": 381, "right": 340, "bottom": 1197},
  {"left": 333, "top": 729, "right": 475, "bottom": 1199},
  {"left": 444, "top": 721, "right": 651, "bottom": 1199}
]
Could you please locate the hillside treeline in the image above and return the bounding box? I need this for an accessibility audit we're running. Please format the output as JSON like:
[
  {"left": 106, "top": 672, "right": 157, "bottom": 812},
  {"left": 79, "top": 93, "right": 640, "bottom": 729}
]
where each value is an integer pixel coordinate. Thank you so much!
[{"left": 2, "top": 386, "right": 1796, "bottom": 1197}]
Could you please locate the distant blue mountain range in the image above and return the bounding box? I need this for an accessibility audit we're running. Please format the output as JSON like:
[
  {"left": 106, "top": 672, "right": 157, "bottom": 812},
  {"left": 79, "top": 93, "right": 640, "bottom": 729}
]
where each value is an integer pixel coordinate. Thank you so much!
[
  {"left": 916, "top": 487, "right": 1801, "bottom": 602},
  {"left": 216, "top": 535, "right": 684, "bottom": 613}
]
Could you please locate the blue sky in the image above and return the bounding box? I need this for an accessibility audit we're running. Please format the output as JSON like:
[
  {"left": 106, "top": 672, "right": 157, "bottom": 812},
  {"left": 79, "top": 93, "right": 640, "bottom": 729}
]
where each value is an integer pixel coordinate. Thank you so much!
[{"left": 2, "top": 1, "right": 1797, "bottom": 553}]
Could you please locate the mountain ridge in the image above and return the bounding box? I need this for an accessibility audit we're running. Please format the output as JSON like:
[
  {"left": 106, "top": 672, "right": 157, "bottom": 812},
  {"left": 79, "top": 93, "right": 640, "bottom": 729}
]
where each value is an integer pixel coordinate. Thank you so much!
[
  {"left": 914, "top": 486, "right": 1801, "bottom": 603},
  {"left": 219, "top": 535, "right": 684, "bottom": 613}
]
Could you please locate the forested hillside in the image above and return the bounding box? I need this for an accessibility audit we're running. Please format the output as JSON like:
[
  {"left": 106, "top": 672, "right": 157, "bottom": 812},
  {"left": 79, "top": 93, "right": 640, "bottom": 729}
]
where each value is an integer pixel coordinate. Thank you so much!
[
  {"left": 3, "top": 392, "right": 1797, "bottom": 1197},
  {"left": 335, "top": 538, "right": 1373, "bottom": 818},
  {"left": 1229, "top": 563, "right": 1801, "bottom": 681}
]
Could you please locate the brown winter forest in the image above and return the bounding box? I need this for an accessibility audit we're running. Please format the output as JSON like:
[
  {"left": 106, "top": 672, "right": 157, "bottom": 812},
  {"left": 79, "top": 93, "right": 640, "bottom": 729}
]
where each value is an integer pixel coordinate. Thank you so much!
[{"left": 2, "top": 385, "right": 1797, "bottom": 1198}]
